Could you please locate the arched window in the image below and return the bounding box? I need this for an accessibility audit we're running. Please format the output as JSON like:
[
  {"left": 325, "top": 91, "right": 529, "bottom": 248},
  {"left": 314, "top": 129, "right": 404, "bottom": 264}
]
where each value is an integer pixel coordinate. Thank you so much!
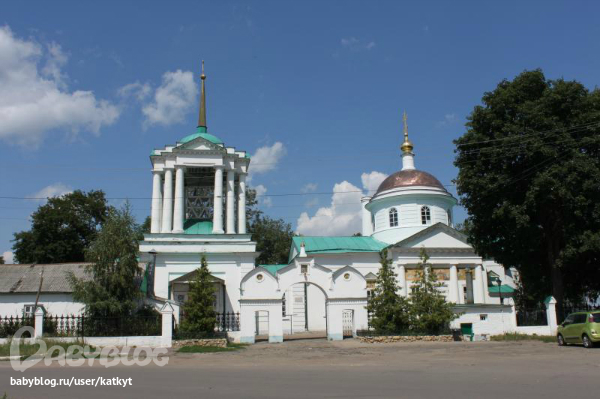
[
  {"left": 421, "top": 206, "right": 431, "bottom": 225},
  {"left": 447, "top": 209, "right": 452, "bottom": 226},
  {"left": 389, "top": 208, "right": 398, "bottom": 227}
]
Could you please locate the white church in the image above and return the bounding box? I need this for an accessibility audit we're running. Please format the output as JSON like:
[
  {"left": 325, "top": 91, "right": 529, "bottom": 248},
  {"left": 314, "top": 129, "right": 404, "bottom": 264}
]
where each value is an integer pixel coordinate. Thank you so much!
[{"left": 139, "top": 66, "right": 521, "bottom": 343}]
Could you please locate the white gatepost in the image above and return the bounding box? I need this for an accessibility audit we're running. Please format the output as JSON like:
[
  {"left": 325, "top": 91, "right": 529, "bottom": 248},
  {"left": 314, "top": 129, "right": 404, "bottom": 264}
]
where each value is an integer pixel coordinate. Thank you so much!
[
  {"left": 34, "top": 306, "right": 45, "bottom": 339},
  {"left": 268, "top": 301, "right": 283, "bottom": 343},
  {"left": 160, "top": 303, "right": 174, "bottom": 348},
  {"left": 545, "top": 296, "right": 558, "bottom": 334}
]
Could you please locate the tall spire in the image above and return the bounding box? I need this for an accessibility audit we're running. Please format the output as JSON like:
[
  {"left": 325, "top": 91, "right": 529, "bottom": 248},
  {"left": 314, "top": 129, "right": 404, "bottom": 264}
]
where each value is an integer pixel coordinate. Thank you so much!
[
  {"left": 400, "top": 111, "right": 413, "bottom": 154},
  {"left": 400, "top": 111, "right": 415, "bottom": 170},
  {"left": 197, "top": 60, "right": 207, "bottom": 132}
]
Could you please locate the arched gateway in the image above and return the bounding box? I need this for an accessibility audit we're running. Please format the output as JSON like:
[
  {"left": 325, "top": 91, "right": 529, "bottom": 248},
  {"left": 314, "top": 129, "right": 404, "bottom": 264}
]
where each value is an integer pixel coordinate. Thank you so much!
[{"left": 239, "top": 254, "right": 369, "bottom": 343}]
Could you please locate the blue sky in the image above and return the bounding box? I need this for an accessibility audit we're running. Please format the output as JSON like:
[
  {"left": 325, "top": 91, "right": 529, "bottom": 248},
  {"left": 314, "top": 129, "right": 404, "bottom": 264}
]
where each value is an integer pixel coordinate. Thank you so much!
[{"left": 1, "top": 1, "right": 599, "bottom": 262}]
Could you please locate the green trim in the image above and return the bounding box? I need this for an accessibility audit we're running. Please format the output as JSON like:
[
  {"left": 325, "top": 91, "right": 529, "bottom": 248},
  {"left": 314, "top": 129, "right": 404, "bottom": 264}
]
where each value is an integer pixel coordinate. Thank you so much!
[
  {"left": 184, "top": 219, "right": 214, "bottom": 234},
  {"left": 260, "top": 264, "right": 288, "bottom": 276},
  {"left": 488, "top": 285, "right": 515, "bottom": 294},
  {"left": 290, "top": 236, "right": 388, "bottom": 263}
]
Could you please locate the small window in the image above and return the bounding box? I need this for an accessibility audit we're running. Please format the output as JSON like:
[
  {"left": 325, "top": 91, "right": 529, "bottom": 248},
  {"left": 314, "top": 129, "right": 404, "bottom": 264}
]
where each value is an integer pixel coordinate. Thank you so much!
[
  {"left": 447, "top": 210, "right": 452, "bottom": 225},
  {"left": 389, "top": 208, "right": 398, "bottom": 227},
  {"left": 23, "top": 305, "right": 35, "bottom": 318},
  {"left": 343, "top": 272, "right": 351, "bottom": 281},
  {"left": 301, "top": 264, "right": 308, "bottom": 274},
  {"left": 421, "top": 206, "right": 431, "bottom": 225},
  {"left": 480, "top": 314, "right": 488, "bottom": 321}
]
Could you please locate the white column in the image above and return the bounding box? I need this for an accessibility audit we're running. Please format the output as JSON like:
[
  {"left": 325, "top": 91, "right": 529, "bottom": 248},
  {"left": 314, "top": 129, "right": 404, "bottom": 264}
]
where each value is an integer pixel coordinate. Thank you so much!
[
  {"left": 172, "top": 166, "right": 185, "bottom": 233},
  {"left": 449, "top": 265, "right": 459, "bottom": 303},
  {"left": 160, "top": 304, "right": 174, "bottom": 348},
  {"left": 160, "top": 168, "right": 174, "bottom": 233},
  {"left": 546, "top": 296, "right": 558, "bottom": 334},
  {"left": 398, "top": 265, "right": 407, "bottom": 298},
  {"left": 212, "top": 166, "right": 224, "bottom": 234},
  {"left": 361, "top": 197, "right": 373, "bottom": 236},
  {"left": 474, "top": 264, "right": 485, "bottom": 304},
  {"left": 150, "top": 171, "right": 163, "bottom": 233},
  {"left": 226, "top": 169, "right": 236, "bottom": 234},
  {"left": 34, "top": 306, "right": 44, "bottom": 338},
  {"left": 238, "top": 173, "right": 247, "bottom": 234}
]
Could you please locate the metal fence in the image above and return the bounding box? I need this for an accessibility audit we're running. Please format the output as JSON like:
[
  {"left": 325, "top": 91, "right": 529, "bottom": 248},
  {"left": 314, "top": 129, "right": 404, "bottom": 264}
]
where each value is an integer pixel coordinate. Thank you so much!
[
  {"left": 215, "top": 312, "right": 240, "bottom": 332},
  {"left": 0, "top": 315, "right": 34, "bottom": 338},
  {"left": 43, "top": 315, "right": 162, "bottom": 337},
  {"left": 516, "top": 308, "right": 548, "bottom": 326}
]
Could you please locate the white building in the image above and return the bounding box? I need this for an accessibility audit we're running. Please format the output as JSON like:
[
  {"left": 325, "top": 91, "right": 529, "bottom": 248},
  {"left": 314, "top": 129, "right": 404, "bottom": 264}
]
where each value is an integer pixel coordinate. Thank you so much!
[
  {"left": 0, "top": 263, "right": 87, "bottom": 317},
  {"left": 140, "top": 68, "right": 521, "bottom": 343}
]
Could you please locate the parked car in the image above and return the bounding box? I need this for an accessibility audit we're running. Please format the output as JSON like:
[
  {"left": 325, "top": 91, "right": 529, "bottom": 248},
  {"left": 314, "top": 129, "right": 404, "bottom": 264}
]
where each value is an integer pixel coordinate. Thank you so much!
[{"left": 557, "top": 311, "right": 600, "bottom": 348}]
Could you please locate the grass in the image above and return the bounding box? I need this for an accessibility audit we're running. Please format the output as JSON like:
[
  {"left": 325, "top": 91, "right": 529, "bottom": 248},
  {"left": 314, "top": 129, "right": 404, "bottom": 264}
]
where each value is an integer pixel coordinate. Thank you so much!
[
  {"left": 0, "top": 339, "right": 93, "bottom": 358},
  {"left": 177, "top": 342, "right": 248, "bottom": 353},
  {"left": 490, "top": 333, "right": 556, "bottom": 343}
]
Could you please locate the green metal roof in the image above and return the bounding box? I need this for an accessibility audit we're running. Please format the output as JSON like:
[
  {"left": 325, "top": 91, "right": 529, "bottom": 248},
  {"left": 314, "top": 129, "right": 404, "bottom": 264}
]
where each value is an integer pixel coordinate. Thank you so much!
[
  {"left": 488, "top": 285, "right": 515, "bottom": 294},
  {"left": 180, "top": 127, "right": 224, "bottom": 146},
  {"left": 183, "top": 219, "right": 213, "bottom": 234},
  {"left": 259, "top": 264, "right": 288, "bottom": 276},
  {"left": 291, "top": 236, "right": 388, "bottom": 259}
]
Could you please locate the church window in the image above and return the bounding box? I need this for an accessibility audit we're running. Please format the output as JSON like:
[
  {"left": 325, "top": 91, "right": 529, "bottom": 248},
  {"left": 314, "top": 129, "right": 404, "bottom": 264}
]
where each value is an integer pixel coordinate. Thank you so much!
[
  {"left": 447, "top": 209, "right": 452, "bottom": 226},
  {"left": 389, "top": 208, "right": 398, "bottom": 227},
  {"left": 421, "top": 206, "right": 431, "bottom": 225}
]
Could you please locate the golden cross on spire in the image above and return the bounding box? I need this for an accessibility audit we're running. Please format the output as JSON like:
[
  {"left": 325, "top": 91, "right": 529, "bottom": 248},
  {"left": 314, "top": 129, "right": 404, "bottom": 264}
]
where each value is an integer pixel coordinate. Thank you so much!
[{"left": 400, "top": 110, "right": 413, "bottom": 154}]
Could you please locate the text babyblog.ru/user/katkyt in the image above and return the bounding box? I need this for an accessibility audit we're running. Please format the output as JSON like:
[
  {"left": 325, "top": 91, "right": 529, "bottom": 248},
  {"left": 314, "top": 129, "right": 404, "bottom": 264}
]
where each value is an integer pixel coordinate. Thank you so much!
[{"left": 11, "top": 377, "right": 133, "bottom": 388}]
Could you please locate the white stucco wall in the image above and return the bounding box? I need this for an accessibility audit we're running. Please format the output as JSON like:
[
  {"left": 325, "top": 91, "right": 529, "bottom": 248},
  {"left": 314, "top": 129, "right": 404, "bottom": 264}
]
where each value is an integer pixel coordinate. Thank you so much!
[{"left": 0, "top": 293, "right": 84, "bottom": 317}]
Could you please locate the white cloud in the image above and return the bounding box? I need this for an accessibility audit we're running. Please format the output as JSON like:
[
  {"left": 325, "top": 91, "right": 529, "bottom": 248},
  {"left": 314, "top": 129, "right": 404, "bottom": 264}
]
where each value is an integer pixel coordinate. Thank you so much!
[
  {"left": 141, "top": 70, "right": 197, "bottom": 128},
  {"left": 297, "top": 181, "right": 363, "bottom": 236},
  {"left": 2, "top": 251, "right": 14, "bottom": 264},
  {"left": 248, "top": 142, "right": 286, "bottom": 181},
  {"left": 304, "top": 197, "right": 319, "bottom": 208},
  {"left": 436, "top": 113, "right": 457, "bottom": 128},
  {"left": 29, "top": 183, "right": 73, "bottom": 201},
  {"left": 301, "top": 183, "right": 317, "bottom": 193},
  {"left": 253, "top": 184, "right": 272, "bottom": 207},
  {"left": 296, "top": 171, "right": 387, "bottom": 236},
  {"left": 118, "top": 81, "right": 151, "bottom": 101},
  {"left": 361, "top": 171, "right": 388, "bottom": 194},
  {"left": 0, "top": 26, "right": 120, "bottom": 147},
  {"left": 340, "top": 37, "right": 376, "bottom": 51}
]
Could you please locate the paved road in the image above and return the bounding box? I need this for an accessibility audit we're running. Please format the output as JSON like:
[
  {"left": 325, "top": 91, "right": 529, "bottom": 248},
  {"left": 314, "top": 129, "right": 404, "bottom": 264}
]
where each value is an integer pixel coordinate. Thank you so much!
[{"left": 1, "top": 339, "right": 598, "bottom": 398}]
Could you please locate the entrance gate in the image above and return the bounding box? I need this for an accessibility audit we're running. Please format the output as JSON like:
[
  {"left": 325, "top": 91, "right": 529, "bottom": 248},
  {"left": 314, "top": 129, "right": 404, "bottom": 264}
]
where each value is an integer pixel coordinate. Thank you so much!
[{"left": 342, "top": 310, "right": 354, "bottom": 338}]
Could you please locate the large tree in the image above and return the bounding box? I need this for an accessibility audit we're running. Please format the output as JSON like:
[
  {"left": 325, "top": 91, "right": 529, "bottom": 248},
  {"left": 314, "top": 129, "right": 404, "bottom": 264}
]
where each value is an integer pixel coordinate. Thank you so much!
[
  {"left": 12, "top": 190, "right": 111, "bottom": 263},
  {"left": 179, "top": 255, "right": 217, "bottom": 337},
  {"left": 454, "top": 69, "right": 600, "bottom": 317},
  {"left": 366, "top": 249, "right": 410, "bottom": 333},
  {"left": 246, "top": 188, "right": 295, "bottom": 265},
  {"left": 408, "top": 249, "right": 457, "bottom": 334},
  {"left": 70, "top": 204, "right": 142, "bottom": 319}
]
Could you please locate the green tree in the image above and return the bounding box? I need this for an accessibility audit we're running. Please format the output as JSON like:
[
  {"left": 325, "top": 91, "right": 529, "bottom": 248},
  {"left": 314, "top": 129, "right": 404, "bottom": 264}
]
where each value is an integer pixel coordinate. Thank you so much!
[
  {"left": 179, "top": 255, "right": 217, "bottom": 336},
  {"left": 13, "top": 190, "right": 112, "bottom": 263},
  {"left": 454, "top": 69, "right": 600, "bottom": 317},
  {"left": 70, "top": 204, "right": 141, "bottom": 319},
  {"left": 0, "top": 256, "right": 4, "bottom": 264},
  {"left": 246, "top": 188, "right": 295, "bottom": 265},
  {"left": 408, "top": 248, "right": 457, "bottom": 334},
  {"left": 366, "top": 249, "right": 410, "bottom": 333}
]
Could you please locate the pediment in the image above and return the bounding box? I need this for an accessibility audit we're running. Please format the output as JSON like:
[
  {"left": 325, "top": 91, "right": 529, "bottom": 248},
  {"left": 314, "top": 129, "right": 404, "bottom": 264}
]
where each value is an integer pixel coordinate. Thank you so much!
[
  {"left": 176, "top": 136, "right": 225, "bottom": 153},
  {"left": 392, "top": 223, "right": 472, "bottom": 249}
]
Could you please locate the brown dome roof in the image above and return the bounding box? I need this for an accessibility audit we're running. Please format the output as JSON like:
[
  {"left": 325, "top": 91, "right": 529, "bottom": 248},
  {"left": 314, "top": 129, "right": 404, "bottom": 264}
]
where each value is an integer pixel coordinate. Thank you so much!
[{"left": 375, "top": 169, "right": 446, "bottom": 195}]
